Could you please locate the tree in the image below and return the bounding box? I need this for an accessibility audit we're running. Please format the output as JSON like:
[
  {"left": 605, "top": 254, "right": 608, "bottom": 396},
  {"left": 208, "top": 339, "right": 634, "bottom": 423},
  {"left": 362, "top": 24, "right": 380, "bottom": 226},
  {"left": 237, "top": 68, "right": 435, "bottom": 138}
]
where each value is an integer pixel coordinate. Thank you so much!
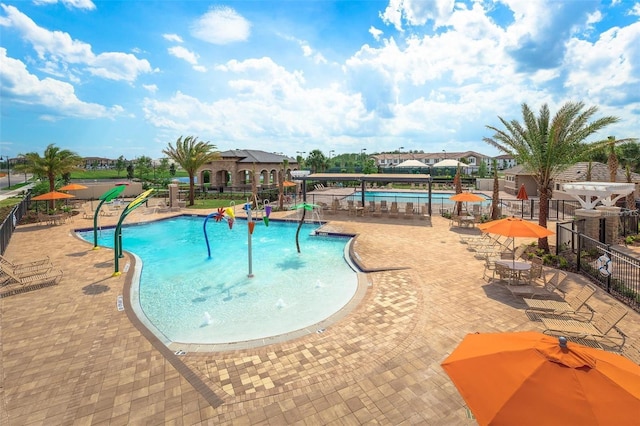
[
  {"left": 278, "top": 159, "right": 289, "bottom": 210},
  {"left": 126, "top": 163, "right": 134, "bottom": 179},
  {"left": 136, "top": 156, "right": 153, "bottom": 180},
  {"left": 169, "top": 163, "right": 176, "bottom": 176},
  {"left": 490, "top": 159, "right": 500, "bottom": 220},
  {"left": 484, "top": 101, "right": 619, "bottom": 252},
  {"left": 162, "top": 136, "right": 220, "bottom": 206},
  {"left": 478, "top": 161, "right": 488, "bottom": 178},
  {"left": 115, "top": 155, "right": 126, "bottom": 177},
  {"left": 17, "top": 144, "right": 83, "bottom": 209},
  {"left": 306, "top": 149, "right": 328, "bottom": 173}
]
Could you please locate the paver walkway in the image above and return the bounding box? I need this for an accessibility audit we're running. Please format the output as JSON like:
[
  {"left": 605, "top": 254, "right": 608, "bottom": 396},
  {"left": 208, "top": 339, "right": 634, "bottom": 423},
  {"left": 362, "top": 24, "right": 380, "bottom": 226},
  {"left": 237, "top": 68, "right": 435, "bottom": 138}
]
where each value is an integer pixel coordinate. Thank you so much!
[{"left": 1, "top": 205, "right": 638, "bottom": 424}]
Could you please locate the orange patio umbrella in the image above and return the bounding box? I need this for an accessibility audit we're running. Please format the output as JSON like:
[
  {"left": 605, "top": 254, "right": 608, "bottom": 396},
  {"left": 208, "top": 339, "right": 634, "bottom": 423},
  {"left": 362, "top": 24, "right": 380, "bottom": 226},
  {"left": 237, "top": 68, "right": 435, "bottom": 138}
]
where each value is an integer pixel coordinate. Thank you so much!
[
  {"left": 283, "top": 180, "right": 297, "bottom": 187},
  {"left": 449, "top": 192, "right": 485, "bottom": 202},
  {"left": 442, "top": 331, "right": 640, "bottom": 426},
  {"left": 59, "top": 183, "right": 88, "bottom": 191},
  {"left": 31, "top": 191, "right": 75, "bottom": 201},
  {"left": 477, "top": 216, "right": 554, "bottom": 264},
  {"left": 516, "top": 184, "right": 529, "bottom": 200}
]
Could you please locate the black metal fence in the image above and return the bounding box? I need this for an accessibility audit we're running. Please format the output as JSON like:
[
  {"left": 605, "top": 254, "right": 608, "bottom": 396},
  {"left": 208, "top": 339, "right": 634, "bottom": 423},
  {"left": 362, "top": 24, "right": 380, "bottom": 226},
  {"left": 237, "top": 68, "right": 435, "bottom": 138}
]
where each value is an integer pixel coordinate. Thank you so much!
[
  {"left": 557, "top": 221, "right": 640, "bottom": 312},
  {"left": 0, "top": 192, "right": 31, "bottom": 255}
]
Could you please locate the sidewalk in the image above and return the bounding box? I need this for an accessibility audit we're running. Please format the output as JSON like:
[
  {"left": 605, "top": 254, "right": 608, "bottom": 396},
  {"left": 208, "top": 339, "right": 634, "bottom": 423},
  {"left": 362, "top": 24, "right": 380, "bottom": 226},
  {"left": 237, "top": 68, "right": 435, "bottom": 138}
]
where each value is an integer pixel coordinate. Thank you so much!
[{"left": 0, "top": 183, "right": 34, "bottom": 201}]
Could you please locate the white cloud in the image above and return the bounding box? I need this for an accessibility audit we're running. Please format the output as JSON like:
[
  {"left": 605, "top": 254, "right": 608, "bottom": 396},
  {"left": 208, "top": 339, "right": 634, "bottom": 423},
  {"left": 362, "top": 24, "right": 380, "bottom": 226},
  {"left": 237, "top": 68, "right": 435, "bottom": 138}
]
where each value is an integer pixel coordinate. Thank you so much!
[
  {"left": 32, "top": 0, "right": 96, "bottom": 10},
  {"left": 143, "top": 84, "right": 158, "bottom": 93},
  {"left": 190, "top": 6, "right": 251, "bottom": 45},
  {"left": 629, "top": 3, "right": 640, "bottom": 16},
  {"left": 0, "top": 48, "right": 122, "bottom": 119},
  {"left": 380, "top": 0, "right": 455, "bottom": 31},
  {"left": 369, "top": 26, "right": 383, "bottom": 41},
  {"left": 0, "top": 4, "right": 152, "bottom": 82},
  {"left": 163, "top": 33, "right": 183, "bottom": 43},
  {"left": 168, "top": 46, "right": 199, "bottom": 65}
]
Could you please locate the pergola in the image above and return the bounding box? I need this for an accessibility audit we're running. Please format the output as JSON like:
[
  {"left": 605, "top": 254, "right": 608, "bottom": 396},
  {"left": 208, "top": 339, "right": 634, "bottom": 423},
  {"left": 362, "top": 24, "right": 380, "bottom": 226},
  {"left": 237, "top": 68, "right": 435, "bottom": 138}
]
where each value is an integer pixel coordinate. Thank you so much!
[
  {"left": 296, "top": 173, "right": 433, "bottom": 215},
  {"left": 562, "top": 182, "right": 635, "bottom": 210}
]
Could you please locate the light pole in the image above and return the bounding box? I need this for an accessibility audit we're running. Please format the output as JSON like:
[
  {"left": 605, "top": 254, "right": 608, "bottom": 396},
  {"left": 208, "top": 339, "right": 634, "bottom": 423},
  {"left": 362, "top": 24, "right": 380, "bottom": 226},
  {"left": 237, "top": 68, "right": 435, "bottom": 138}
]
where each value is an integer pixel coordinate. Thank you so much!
[
  {"left": 360, "top": 148, "right": 367, "bottom": 170},
  {"left": 398, "top": 146, "right": 404, "bottom": 166},
  {"left": 442, "top": 149, "right": 446, "bottom": 160}
]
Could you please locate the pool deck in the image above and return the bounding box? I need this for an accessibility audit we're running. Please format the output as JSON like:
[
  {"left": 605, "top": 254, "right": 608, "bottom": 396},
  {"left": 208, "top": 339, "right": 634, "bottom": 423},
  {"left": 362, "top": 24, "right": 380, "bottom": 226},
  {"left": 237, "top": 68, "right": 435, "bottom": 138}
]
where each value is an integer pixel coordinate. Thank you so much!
[{"left": 1, "top": 202, "right": 639, "bottom": 424}]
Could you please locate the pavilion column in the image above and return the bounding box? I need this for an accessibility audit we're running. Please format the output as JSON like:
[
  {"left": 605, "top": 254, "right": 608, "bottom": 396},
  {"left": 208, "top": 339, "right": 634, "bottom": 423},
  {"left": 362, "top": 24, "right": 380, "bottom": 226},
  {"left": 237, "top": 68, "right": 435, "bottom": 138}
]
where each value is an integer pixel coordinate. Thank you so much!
[
  {"left": 574, "top": 209, "right": 601, "bottom": 242},
  {"left": 596, "top": 206, "right": 621, "bottom": 244},
  {"left": 168, "top": 183, "right": 179, "bottom": 208}
]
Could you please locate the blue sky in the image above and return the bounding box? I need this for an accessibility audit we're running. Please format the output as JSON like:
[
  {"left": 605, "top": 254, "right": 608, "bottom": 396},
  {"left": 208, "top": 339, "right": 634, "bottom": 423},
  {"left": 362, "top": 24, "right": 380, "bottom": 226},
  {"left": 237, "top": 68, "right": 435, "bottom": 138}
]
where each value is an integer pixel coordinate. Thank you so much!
[{"left": 1, "top": 0, "right": 639, "bottom": 161}]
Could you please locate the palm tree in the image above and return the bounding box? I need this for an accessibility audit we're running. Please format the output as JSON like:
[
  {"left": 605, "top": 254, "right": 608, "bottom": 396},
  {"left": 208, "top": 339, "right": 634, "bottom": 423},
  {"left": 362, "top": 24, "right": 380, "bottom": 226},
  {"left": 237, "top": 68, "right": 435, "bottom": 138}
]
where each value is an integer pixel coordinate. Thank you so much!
[
  {"left": 490, "top": 159, "right": 500, "bottom": 220},
  {"left": 162, "top": 136, "right": 220, "bottom": 206},
  {"left": 306, "top": 150, "right": 328, "bottom": 173},
  {"left": 17, "top": 144, "right": 82, "bottom": 209},
  {"left": 484, "top": 102, "right": 619, "bottom": 252}
]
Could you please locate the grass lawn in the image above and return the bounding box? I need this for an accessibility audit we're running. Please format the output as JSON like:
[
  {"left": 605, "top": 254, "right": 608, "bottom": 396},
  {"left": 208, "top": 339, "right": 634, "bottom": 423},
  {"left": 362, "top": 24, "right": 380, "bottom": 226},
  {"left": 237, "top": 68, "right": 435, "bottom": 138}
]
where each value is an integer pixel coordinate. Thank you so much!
[
  {"left": 185, "top": 198, "right": 246, "bottom": 209},
  {"left": 69, "top": 170, "right": 188, "bottom": 180}
]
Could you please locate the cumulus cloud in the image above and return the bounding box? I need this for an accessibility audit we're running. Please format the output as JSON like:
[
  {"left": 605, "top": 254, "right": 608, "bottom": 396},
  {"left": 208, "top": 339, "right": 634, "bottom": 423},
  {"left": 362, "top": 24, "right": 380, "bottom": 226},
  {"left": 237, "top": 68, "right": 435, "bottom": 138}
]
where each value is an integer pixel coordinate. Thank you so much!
[
  {"left": 0, "top": 4, "right": 153, "bottom": 82},
  {"left": 190, "top": 6, "right": 251, "bottom": 44},
  {"left": 0, "top": 48, "right": 122, "bottom": 119},
  {"left": 380, "top": 0, "right": 455, "bottom": 31},
  {"left": 163, "top": 33, "right": 183, "bottom": 43},
  {"left": 143, "top": 84, "right": 158, "bottom": 93},
  {"left": 32, "top": 0, "right": 96, "bottom": 10},
  {"left": 369, "top": 26, "right": 383, "bottom": 41}
]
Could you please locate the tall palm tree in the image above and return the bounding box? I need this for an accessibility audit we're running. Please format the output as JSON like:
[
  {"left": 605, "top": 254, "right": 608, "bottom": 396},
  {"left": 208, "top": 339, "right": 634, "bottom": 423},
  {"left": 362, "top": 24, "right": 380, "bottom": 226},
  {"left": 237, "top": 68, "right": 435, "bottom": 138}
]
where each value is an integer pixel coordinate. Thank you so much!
[
  {"left": 490, "top": 159, "right": 500, "bottom": 220},
  {"left": 306, "top": 149, "right": 328, "bottom": 173},
  {"left": 484, "top": 102, "right": 619, "bottom": 252},
  {"left": 18, "top": 144, "right": 82, "bottom": 209},
  {"left": 162, "top": 136, "right": 219, "bottom": 206}
]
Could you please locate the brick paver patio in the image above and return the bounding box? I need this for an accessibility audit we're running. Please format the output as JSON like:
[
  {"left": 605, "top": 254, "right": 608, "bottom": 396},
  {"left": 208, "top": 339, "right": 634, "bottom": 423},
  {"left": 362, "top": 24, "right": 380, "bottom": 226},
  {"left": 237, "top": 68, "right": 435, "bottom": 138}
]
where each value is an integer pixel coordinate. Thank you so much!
[{"left": 1, "top": 204, "right": 638, "bottom": 424}]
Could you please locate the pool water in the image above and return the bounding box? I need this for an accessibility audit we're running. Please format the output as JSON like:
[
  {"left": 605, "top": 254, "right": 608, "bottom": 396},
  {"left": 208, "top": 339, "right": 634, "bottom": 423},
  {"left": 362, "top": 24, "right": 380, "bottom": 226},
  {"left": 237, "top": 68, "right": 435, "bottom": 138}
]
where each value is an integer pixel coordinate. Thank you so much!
[
  {"left": 78, "top": 216, "right": 358, "bottom": 345},
  {"left": 347, "top": 191, "right": 491, "bottom": 205}
]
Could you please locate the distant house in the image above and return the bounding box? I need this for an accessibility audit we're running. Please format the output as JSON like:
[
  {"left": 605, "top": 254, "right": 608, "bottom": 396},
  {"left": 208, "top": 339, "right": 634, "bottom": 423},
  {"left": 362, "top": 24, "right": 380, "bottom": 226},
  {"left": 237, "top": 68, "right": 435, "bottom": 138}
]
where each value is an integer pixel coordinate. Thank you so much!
[
  {"left": 371, "top": 150, "right": 514, "bottom": 172},
  {"left": 82, "top": 157, "right": 116, "bottom": 169},
  {"left": 197, "top": 149, "right": 297, "bottom": 188}
]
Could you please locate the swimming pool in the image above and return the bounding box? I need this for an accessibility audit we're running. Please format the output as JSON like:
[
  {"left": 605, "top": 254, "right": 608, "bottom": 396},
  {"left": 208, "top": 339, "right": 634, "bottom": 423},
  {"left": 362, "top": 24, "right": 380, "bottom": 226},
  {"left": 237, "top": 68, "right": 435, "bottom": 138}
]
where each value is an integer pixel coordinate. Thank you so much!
[
  {"left": 347, "top": 191, "right": 491, "bottom": 205},
  {"left": 77, "top": 216, "right": 359, "bottom": 347}
]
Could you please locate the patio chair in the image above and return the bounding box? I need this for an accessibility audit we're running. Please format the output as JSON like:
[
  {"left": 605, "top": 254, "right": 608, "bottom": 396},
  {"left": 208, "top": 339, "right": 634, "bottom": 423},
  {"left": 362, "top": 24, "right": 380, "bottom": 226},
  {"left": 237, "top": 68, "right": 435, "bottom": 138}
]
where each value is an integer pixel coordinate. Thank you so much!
[
  {"left": 483, "top": 256, "right": 499, "bottom": 281},
  {"left": 403, "top": 202, "right": 414, "bottom": 219},
  {"left": 419, "top": 204, "right": 429, "bottom": 221},
  {"left": 0, "top": 263, "right": 63, "bottom": 287},
  {"left": 0, "top": 255, "right": 53, "bottom": 277},
  {"left": 508, "top": 269, "right": 568, "bottom": 299},
  {"left": 622, "top": 341, "right": 640, "bottom": 365},
  {"left": 525, "top": 282, "right": 596, "bottom": 321},
  {"left": 82, "top": 206, "right": 95, "bottom": 219},
  {"left": 380, "top": 200, "right": 389, "bottom": 214},
  {"left": 460, "top": 233, "right": 490, "bottom": 245},
  {"left": 541, "top": 301, "right": 628, "bottom": 351},
  {"left": 371, "top": 203, "right": 382, "bottom": 218},
  {"left": 389, "top": 202, "right": 399, "bottom": 218}
]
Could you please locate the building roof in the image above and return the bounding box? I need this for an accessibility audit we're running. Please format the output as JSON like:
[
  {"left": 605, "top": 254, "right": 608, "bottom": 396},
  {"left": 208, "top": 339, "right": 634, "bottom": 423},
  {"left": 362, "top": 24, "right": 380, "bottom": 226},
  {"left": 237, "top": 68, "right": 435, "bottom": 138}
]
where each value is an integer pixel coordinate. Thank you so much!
[
  {"left": 219, "top": 149, "right": 295, "bottom": 163},
  {"left": 554, "top": 162, "right": 640, "bottom": 183},
  {"left": 300, "top": 173, "right": 431, "bottom": 183}
]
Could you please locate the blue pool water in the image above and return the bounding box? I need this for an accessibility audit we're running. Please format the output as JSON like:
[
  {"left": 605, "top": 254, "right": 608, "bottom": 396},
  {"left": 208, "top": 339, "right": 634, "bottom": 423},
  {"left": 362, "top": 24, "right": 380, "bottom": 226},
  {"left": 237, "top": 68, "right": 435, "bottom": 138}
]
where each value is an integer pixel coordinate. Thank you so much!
[
  {"left": 347, "top": 191, "right": 491, "bottom": 205},
  {"left": 77, "top": 216, "right": 358, "bottom": 345}
]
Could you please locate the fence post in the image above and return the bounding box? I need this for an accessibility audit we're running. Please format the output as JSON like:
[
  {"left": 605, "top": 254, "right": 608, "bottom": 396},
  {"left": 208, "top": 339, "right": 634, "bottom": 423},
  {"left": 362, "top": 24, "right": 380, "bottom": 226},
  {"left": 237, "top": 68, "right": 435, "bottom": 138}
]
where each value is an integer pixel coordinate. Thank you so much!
[{"left": 576, "top": 233, "right": 582, "bottom": 271}]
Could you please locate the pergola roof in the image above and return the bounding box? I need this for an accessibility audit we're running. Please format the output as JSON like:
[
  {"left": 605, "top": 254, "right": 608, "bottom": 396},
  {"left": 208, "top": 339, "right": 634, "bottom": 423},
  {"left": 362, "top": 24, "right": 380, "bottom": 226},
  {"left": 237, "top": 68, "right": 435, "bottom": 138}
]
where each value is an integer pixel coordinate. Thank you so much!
[{"left": 562, "top": 182, "right": 635, "bottom": 209}]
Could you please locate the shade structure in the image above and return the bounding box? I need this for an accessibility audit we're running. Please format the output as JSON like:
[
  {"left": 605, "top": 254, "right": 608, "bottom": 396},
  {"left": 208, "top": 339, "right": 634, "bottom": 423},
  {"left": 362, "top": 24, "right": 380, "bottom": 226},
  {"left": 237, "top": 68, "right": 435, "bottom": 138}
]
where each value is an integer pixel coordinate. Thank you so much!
[
  {"left": 441, "top": 331, "right": 640, "bottom": 426},
  {"left": 477, "top": 216, "right": 553, "bottom": 239},
  {"left": 517, "top": 184, "right": 529, "bottom": 200},
  {"left": 396, "top": 159, "right": 426, "bottom": 168},
  {"left": 432, "top": 159, "right": 467, "bottom": 168},
  {"left": 283, "top": 180, "right": 297, "bottom": 187},
  {"left": 477, "top": 217, "right": 554, "bottom": 264},
  {"left": 31, "top": 191, "right": 75, "bottom": 201},
  {"left": 59, "top": 183, "right": 88, "bottom": 191},
  {"left": 449, "top": 192, "right": 485, "bottom": 202}
]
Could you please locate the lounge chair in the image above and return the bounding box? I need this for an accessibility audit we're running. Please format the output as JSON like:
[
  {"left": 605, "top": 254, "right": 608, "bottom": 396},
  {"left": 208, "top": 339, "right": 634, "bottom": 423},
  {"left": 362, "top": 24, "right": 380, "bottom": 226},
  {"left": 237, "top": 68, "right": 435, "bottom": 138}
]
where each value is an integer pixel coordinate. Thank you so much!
[
  {"left": 380, "top": 200, "right": 389, "bottom": 214},
  {"left": 403, "top": 202, "right": 414, "bottom": 219},
  {"left": 0, "top": 263, "right": 63, "bottom": 287},
  {"left": 419, "top": 204, "right": 429, "bottom": 220},
  {"left": 541, "top": 301, "right": 628, "bottom": 351},
  {"left": 525, "top": 282, "right": 596, "bottom": 320},
  {"left": 0, "top": 255, "right": 53, "bottom": 277},
  {"left": 460, "top": 233, "right": 491, "bottom": 245},
  {"left": 623, "top": 341, "right": 640, "bottom": 365},
  {"left": 508, "top": 269, "right": 567, "bottom": 299},
  {"left": 82, "top": 206, "right": 95, "bottom": 219},
  {"left": 388, "top": 202, "right": 399, "bottom": 218}
]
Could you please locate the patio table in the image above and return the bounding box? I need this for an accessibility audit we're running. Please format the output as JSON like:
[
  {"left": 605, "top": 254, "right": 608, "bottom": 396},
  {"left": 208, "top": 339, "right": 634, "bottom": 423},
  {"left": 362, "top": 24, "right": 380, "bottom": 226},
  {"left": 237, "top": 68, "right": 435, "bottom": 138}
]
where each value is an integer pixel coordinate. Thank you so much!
[{"left": 495, "top": 260, "right": 531, "bottom": 285}]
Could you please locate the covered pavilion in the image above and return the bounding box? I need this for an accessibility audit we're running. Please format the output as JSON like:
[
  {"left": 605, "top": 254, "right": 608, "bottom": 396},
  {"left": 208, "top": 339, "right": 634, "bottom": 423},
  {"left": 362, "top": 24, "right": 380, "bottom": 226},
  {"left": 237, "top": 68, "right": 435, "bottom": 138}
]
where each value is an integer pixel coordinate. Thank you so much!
[{"left": 296, "top": 173, "right": 433, "bottom": 215}]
